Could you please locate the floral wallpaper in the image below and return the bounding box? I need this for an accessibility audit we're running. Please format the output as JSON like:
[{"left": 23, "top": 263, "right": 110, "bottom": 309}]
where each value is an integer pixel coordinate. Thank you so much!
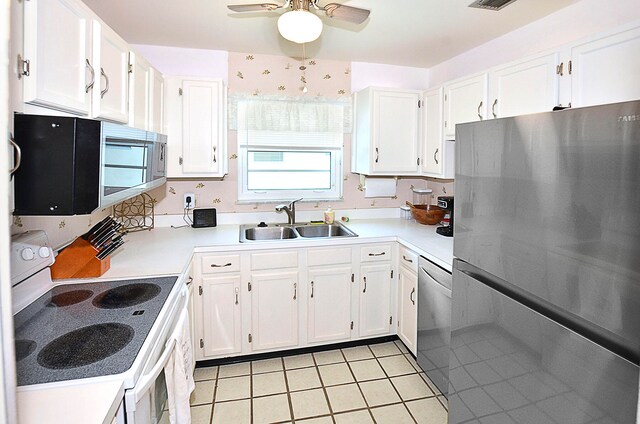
[
  {"left": 12, "top": 51, "right": 447, "bottom": 248},
  {"left": 150, "top": 51, "right": 432, "bottom": 217}
]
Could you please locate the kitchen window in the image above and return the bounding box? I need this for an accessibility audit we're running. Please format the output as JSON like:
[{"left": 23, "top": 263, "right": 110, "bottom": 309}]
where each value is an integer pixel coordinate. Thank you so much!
[{"left": 236, "top": 98, "right": 346, "bottom": 202}]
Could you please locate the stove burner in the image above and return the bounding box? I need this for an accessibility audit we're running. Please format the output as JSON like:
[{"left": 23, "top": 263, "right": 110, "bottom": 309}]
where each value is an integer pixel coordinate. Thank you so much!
[
  {"left": 37, "top": 323, "right": 134, "bottom": 369},
  {"left": 15, "top": 340, "right": 36, "bottom": 362},
  {"left": 46, "top": 290, "right": 94, "bottom": 307},
  {"left": 92, "top": 283, "right": 161, "bottom": 309}
]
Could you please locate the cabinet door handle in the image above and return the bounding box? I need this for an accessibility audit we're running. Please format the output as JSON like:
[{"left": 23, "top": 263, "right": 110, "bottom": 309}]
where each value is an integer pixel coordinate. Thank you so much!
[
  {"left": 213, "top": 146, "right": 217, "bottom": 164},
  {"left": 100, "top": 68, "right": 110, "bottom": 98},
  {"left": 402, "top": 255, "right": 413, "bottom": 263},
  {"left": 85, "top": 59, "right": 95, "bottom": 93},
  {"left": 375, "top": 147, "right": 379, "bottom": 163},
  {"left": 9, "top": 135, "right": 21, "bottom": 176},
  {"left": 433, "top": 148, "right": 439, "bottom": 165},
  {"left": 363, "top": 276, "right": 367, "bottom": 293},
  {"left": 368, "top": 252, "right": 386, "bottom": 257},
  {"left": 235, "top": 287, "right": 239, "bottom": 305},
  {"left": 477, "top": 101, "right": 483, "bottom": 121},
  {"left": 492, "top": 99, "right": 498, "bottom": 119},
  {"left": 211, "top": 262, "right": 232, "bottom": 268},
  {"left": 310, "top": 281, "right": 314, "bottom": 299},
  {"left": 186, "top": 276, "right": 193, "bottom": 286},
  {"left": 410, "top": 288, "right": 415, "bottom": 305},
  {"left": 293, "top": 283, "right": 297, "bottom": 300}
]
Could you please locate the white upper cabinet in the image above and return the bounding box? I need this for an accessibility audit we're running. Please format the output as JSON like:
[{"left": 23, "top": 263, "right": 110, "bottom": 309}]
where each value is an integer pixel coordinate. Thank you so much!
[
  {"left": 422, "top": 87, "right": 454, "bottom": 179},
  {"left": 353, "top": 87, "right": 422, "bottom": 175},
  {"left": 150, "top": 69, "right": 164, "bottom": 134},
  {"left": 569, "top": 25, "right": 640, "bottom": 108},
  {"left": 443, "top": 73, "right": 488, "bottom": 140},
  {"left": 23, "top": 0, "right": 92, "bottom": 115},
  {"left": 128, "top": 51, "right": 151, "bottom": 130},
  {"left": 165, "top": 78, "right": 227, "bottom": 178},
  {"left": 91, "top": 21, "right": 129, "bottom": 123},
  {"left": 488, "top": 52, "right": 560, "bottom": 119}
]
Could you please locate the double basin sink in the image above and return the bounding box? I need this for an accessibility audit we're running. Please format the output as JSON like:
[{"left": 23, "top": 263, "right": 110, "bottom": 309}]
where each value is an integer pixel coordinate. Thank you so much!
[{"left": 240, "top": 222, "right": 358, "bottom": 242}]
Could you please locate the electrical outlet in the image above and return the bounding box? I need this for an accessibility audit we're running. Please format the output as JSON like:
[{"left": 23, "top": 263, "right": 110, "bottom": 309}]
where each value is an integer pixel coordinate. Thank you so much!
[{"left": 184, "top": 193, "right": 195, "bottom": 210}]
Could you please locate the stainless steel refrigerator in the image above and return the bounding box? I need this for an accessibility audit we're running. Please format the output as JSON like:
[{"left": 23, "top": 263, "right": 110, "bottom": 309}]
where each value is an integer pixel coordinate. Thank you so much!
[{"left": 450, "top": 100, "right": 640, "bottom": 423}]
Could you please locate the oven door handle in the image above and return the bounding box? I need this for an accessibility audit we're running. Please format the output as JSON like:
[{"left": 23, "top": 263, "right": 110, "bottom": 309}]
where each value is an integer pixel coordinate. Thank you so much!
[{"left": 131, "top": 294, "right": 188, "bottom": 403}]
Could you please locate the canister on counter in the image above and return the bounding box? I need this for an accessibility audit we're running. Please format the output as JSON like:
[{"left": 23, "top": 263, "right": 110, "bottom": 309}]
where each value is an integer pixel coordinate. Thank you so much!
[{"left": 412, "top": 188, "right": 433, "bottom": 206}]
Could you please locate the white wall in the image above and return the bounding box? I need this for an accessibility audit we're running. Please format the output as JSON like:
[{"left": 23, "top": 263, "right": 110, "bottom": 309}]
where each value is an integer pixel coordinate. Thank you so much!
[
  {"left": 350, "top": 61, "right": 429, "bottom": 93},
  {"left": 133, "top": 45, "right": 229, "bottom": 83},
  {"left": 429, "top": 0, "right": 640, "bottom": 87}
]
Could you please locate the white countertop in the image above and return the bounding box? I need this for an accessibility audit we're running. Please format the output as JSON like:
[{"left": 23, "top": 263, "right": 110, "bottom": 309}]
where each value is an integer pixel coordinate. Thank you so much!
[
  {"left": 18, "top": 378, "right": 124, "bottom": 424},
  {"left": 101, "top": 218, "right": 454, "bottom": 280},
  {"left": 32, "top": 218, "right": 451, "bottom": 424}
]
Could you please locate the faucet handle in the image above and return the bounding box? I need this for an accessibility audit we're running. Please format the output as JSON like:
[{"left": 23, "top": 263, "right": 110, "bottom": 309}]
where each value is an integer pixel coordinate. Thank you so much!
[{"left": 289, "top": 198, "right": 303, "bottom": 207}]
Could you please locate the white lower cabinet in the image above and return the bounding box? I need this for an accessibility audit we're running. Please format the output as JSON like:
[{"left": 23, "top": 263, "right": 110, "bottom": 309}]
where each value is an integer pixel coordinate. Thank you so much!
[
  {"left": 201, "top": 275, "right": 242, "bottom": 357},
  {"left": 250, "top": 270, "right": 299, "bottom": 352},
  {"left": 359, "top": 263, "right": 393, "bottom": 338},
  {"left": 397, "top": 265, "right": 418, "bottom": 355},
  {"left": 308, "top": 266, "right": 352, "bottom": 344},
  {"left": 193, "top": 242, "right": 400, "bottom": 360}
]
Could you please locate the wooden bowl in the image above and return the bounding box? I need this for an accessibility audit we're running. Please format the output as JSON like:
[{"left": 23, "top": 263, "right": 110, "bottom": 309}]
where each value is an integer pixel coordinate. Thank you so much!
[{"left": 408, "top": 203, "right": 446, "bottom": 225}]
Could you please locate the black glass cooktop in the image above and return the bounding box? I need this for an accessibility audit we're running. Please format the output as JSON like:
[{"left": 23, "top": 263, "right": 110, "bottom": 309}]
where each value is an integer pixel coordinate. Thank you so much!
[{"left": 13, "top": 276, "right": 178, "bottom": 386}]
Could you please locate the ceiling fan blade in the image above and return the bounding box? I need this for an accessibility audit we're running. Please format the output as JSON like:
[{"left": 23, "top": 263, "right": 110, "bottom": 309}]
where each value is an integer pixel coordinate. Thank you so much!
[
  {"left": 227, "top": 3, "right": 282, "bottom": 12},
  {"left": 322, "top": 3, "right": 370, "bottom": 24}
]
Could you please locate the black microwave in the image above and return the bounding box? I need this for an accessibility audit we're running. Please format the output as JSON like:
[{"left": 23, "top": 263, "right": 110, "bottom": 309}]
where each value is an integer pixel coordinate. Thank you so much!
[{"left": 13, "top": 114, "right": 167, "bottom": 215}]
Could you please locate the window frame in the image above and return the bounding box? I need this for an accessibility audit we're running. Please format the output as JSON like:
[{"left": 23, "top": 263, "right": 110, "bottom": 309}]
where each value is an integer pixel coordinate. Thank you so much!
[{"left": 237, "top": 145, "right": 343, "bottom": 203}]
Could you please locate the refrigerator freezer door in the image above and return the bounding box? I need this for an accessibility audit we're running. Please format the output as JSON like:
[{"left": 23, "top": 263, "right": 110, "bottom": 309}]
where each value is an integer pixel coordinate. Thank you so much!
[
  {"left": 449, "top": 268, "right": 639, "bottom": 424},
  {"left": 454, "top": 100, "right": 640, "bottom": 359}
]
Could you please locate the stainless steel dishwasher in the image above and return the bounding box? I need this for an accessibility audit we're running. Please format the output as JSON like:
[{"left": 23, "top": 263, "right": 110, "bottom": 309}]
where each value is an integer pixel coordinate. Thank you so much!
[{"left": 417, "top": 256, "right": 452, "bottom": 397}]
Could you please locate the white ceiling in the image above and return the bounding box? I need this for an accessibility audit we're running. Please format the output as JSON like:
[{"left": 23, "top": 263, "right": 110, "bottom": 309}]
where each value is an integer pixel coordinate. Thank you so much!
[{"left": 81, "top": 0, "right": 580, "bottom": 68}]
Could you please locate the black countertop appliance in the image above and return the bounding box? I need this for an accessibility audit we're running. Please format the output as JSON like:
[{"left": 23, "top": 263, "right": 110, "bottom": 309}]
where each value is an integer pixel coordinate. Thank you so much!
[{"left": 436, "top": 196, "right": 454, "bottom": 237}]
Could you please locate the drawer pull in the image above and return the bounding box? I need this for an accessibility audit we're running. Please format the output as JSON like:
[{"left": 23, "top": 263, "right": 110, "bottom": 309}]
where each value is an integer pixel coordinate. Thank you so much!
[
  {"left": 402, "top": 255, "right": 413, "bottom": 263},
  {"left": 363, "top": 276, "right": 367, "bottom": 293},
  {"left": 410, "top": 288, "right": 415, "bottom": 305},
  {"left": 211, "top": 262, "right": 232, "bottom": 268},
  {"left": 368, "top": 252, "right": 386, "bottom": 257}
]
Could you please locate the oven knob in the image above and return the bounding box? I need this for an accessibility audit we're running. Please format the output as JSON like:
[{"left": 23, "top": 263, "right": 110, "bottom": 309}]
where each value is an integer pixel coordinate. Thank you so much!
[
  {"left": 38, "top": 247, "right": 51, "bottom": 258},
  {"left": 21, "top": 248, "right": 35, "bottom": 261}
]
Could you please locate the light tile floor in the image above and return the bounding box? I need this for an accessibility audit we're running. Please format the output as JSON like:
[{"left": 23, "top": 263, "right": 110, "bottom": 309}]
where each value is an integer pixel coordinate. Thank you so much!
[{"left": 186, "top": 340, "right": 448, "bottom": 424}]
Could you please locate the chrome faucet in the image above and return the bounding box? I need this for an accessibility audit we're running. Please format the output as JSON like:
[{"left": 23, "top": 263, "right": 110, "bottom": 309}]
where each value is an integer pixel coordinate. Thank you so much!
[{"left": 275, "top": 198, "right": 303, "bottom": 225}]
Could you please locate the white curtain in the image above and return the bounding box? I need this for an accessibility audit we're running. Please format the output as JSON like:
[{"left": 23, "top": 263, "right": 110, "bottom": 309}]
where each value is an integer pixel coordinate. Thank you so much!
[{"left": 231, "top": 95, "right": 352, "bottom": 148}]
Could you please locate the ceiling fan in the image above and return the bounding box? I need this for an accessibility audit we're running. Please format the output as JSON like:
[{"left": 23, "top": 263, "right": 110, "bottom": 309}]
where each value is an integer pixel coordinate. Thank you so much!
[{"left": 227, "top": 0, "right": 371, "bottom": 44}]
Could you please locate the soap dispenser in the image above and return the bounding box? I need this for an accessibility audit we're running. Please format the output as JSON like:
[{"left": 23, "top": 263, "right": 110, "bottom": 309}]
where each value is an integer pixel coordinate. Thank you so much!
[{"left": 324, "top": 206, "right": 335, "bottom": 225}]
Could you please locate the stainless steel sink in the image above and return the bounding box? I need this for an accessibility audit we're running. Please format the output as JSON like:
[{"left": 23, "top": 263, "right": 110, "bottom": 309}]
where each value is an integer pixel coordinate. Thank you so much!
[
  {"left": 295, "top": 224, "right": 357, "bottom": 238},
  {"left": 243, "top": 226, "right": 298, "bottom": 241},
  {"left": 239, "top": 222, "right": 357, "bottom": 242}
]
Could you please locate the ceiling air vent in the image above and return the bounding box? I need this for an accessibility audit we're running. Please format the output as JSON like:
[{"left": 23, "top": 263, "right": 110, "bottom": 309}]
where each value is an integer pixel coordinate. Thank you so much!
[{"left": 469, "top": 0, "right": 519, "bottom": 11}]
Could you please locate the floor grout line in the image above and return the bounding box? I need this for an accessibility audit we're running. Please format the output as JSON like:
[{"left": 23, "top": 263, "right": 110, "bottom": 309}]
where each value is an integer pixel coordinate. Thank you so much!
[
  {"left": 371, "top": 341, "right": 419, "bottom": 424},
  {"left": 193, "top": 341, "right": 448, "bottom": 424}
]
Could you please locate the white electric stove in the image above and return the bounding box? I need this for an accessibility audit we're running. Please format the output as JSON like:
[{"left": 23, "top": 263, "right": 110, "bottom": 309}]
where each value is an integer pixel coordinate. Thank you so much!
[{"left": 11, "top": 231, "right": 190, "bottom": 424}]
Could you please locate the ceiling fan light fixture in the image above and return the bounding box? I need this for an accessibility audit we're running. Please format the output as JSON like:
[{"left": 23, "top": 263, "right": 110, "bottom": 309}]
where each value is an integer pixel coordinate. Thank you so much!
[{"left": 277, "top": 10, "right": 323, "bottom": 43}]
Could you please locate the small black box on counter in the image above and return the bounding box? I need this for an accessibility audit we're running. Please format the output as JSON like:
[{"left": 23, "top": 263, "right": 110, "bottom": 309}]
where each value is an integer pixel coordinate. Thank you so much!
[{"left": 192, "top": 208, "right": 217, "bottom": 228}]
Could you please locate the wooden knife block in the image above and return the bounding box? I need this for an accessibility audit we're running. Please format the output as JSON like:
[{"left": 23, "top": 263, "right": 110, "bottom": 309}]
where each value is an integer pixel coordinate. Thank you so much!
[{"left": 50, "top": 238, "right": 110, "bottom": 280}]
